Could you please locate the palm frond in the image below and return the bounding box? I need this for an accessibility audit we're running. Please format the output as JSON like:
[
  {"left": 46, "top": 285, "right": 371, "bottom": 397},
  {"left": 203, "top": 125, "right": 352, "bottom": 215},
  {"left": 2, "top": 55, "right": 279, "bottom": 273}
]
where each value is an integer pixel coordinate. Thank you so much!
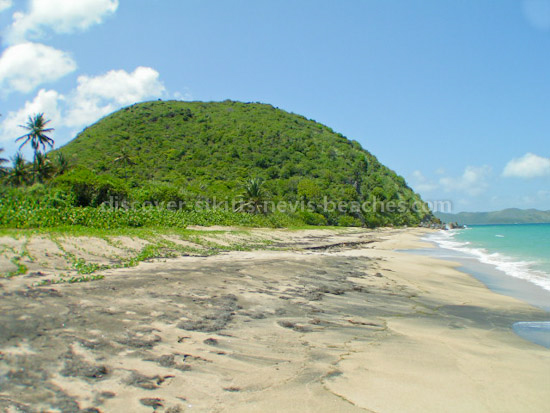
[
  {"left": 16, "top": 113, "right": 55, "bottom": 153},
  {"left": 236, "top": 178, "right": 269, "bottom": 214}
]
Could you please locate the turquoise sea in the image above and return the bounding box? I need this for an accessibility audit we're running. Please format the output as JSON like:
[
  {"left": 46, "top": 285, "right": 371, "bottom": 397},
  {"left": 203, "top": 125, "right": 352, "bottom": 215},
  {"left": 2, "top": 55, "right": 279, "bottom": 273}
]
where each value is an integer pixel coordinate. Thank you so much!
[
  {"left": 426, "top": 223, "right": 550, "bottom": 348},
  {"left": 430, "top": 223, "right": 550, "bottom": 293}
]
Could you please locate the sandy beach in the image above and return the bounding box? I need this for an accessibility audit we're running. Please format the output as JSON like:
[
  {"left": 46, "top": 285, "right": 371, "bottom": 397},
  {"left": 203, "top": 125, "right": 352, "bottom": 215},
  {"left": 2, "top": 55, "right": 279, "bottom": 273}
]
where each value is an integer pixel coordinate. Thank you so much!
[{"left": 1, "top": 227, "right": 549, "bottom": 412}]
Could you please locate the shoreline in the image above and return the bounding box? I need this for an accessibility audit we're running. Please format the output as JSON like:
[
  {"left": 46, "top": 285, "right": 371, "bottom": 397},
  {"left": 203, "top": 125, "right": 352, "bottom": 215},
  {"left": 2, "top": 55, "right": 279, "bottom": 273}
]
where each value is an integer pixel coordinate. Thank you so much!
[
  {"left": 409, "top": 241, "right": 550, "bottom": 312},
  {"left": 422, "top": 228, "right": 550, "bottom": 309},
  {"left": 1, "top": 227, "right": 549, "bottom": 412},
  {"left": 413, "top": 230, "right": 550, "bottom": 348}
]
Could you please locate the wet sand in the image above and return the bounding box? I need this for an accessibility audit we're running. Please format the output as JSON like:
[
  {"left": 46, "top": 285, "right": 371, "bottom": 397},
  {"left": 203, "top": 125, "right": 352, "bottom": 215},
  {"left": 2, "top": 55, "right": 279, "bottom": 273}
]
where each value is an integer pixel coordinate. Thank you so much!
[{"left": 0, "top": 228, "right": 549, "bottom": 412}]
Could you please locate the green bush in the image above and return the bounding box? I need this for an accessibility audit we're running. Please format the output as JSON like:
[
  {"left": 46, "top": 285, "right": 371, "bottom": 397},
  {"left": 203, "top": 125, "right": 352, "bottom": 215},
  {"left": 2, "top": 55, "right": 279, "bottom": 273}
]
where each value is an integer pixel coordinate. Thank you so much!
[
  {"left": 130, "top": 182, "right": 189, "bottom": 207},
  {"left": 297, "top": 211, "right": 327, "bottom": 226},
  {"left": 337, "top": 215, "right": 362, "bottom": 227},
  {"left": 0, "top": 185, "right": 75, "bottom": 208},
  {"left": 0, "top": 190, "right": 309, "bottom": 230},
  {"left": 53, "top": 167, "right": 128, "bottom": 207}
]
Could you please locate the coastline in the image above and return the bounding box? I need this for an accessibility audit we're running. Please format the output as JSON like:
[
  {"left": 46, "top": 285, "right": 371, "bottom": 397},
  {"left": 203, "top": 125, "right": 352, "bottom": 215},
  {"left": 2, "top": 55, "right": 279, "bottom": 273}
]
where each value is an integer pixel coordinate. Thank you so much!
[
  {"left": 408, "top": 239, "right": 550, "bottom": 312},
  {"left": 1, "top": 227, "right": 549, "bottom": 412},
  {"left": 414, "top": 229, "right": 550, "bottom": 348}
]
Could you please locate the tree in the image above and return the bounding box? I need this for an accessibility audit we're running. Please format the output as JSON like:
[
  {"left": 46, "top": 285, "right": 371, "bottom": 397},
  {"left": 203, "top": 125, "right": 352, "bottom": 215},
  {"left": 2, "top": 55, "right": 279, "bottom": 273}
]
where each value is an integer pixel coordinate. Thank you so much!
[
  {"left": 32, "top": 152, "right": 54, "bottom": 183},
  {"left": 16, "top": 113, "right": 55, "bottom": 155},
  {"left": 6, "top": 152, "right": 31, "bottom": 186},
  {"left": 0, "top": 148, "right": 8, "bottom": 177},
  {"left": 52, "top": 152, "right": 70, "bottom": 177},
  {"left": 297, "top": 178, "right": 322, "bottom": 203},
  {"left": 114, "top": 148, "right": 135, "bottom": 180},
  {"left": 236, "top": 177, "right": 269, "bottom": 214}
]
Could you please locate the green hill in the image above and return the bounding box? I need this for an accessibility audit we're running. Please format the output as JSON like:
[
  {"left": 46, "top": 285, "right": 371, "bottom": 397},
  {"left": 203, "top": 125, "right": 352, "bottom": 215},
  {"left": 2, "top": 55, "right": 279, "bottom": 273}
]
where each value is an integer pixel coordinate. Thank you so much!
[
  {"left": 58, "top": 100, "right": 432, "bottom": 227},
  {"left": 435, "top": 209, "right": 550, "bottom": 225}
]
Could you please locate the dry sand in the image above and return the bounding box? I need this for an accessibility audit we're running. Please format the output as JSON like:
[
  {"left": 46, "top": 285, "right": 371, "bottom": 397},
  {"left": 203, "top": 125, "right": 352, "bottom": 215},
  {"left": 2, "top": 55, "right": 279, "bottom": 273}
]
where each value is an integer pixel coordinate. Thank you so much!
[{"left": 0, "top": 227, "right": 549, "bottom": 412}]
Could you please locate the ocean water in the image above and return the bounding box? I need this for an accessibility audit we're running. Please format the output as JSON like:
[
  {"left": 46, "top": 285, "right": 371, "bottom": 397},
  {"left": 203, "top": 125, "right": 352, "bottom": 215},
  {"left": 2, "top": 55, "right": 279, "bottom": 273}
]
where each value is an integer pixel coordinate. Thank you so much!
[
  {"left": 425, "top": 224, "right": 550, "bottom": 348},
  {"left": 429, "top": 223, "right": 550, "bottom": 293}
]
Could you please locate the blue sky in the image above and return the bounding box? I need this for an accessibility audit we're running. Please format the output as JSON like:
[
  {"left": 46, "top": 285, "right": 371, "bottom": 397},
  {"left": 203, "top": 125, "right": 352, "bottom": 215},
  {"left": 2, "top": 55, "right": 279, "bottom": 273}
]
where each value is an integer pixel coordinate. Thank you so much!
[{"left": 0, "top": 0, "right": 549, "bottom": 212}]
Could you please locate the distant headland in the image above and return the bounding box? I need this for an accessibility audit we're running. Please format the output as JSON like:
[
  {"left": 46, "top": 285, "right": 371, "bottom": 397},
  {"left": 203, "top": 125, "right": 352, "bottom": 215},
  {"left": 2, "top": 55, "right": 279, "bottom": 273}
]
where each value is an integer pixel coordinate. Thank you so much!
[{"left": 435, "top": 208, "right": 550, "bottom": 225}]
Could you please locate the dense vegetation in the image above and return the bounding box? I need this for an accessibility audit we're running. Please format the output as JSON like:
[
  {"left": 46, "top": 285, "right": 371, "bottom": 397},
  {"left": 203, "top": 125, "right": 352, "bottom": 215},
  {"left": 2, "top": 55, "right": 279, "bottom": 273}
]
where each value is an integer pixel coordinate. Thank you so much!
[{"left": 1, "top": 100, "right": 434, "bottom": 229}]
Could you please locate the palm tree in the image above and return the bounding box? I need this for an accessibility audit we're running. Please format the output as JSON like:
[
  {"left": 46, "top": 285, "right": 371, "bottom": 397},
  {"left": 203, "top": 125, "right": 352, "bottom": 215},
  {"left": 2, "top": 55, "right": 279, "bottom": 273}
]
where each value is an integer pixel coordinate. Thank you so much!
[
  {"left": 235, "top": 177, "right": 269, "bottom": 214},
  {"left": 51, "top": 152, "right": 70, "bottom": 176},
  {"left": 114, "top": 148, "right": 135, "bottom": 180},
  {"left": 0, "top": 148, "right": 8, "bottom": 177},
  {"left": 6, "top": 152, "right": 31, "bottom": 186},
  {"left": 32, "top": 152, "right": 54, "bottom": 183},
  {"left": 16, "top": 114, "right": 54, "bottom": 154}
]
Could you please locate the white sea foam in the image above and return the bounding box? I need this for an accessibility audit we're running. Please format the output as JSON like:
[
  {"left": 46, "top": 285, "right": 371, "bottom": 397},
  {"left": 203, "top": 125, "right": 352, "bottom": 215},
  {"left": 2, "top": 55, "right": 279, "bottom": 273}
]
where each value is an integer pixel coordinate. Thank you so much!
[
  {"left": 426, "top": 230, "right": 550, "bottom": 293},
  {"left": 514, "top": 321, "right": 550, "bottom": 330}
]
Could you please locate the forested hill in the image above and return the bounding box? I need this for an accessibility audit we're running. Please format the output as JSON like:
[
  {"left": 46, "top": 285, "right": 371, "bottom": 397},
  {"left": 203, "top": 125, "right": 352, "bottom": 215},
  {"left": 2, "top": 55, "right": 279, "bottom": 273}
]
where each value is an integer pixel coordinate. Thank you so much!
[{"left": 58, "top": 100, "right": 432, "bottom": 226}]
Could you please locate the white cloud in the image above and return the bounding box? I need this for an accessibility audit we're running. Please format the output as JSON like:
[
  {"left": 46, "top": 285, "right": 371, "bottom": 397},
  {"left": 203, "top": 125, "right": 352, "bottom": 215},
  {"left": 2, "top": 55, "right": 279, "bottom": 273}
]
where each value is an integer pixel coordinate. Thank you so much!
[
  {"left": 0, "top": 89, "right": 63, "bottom": 146},
  {"left": 7, "top": 0, "right": 119, "bottom": 43},
  {"left": 523, "top": 0, "right": 550, "bottom": 31},
  {"left": 502, "top": 153, "right": 550, "bottom": 178},
  {"left": 410, "top": 170, "right": 438, "bottom": 192},
  {"left": 0, "top": 42, "right": 76, "bottom": 94},
  {"left": 439, "top": 165, "right": 492, "bottom": 196},
  {"left": 65, "top": 67, "right": 166, "bottom": 127},
  {"left": 63, "top": 99, "right": 115, "bottom": 130},
  {"left": 0, "top": 66, "right": 167, "bottom": 151},
  {"left": 74, "top": 67, "right": 165, "bottom": 105},
  {"left": 0, "top": 0, "right": 12, "bottom": 13}
]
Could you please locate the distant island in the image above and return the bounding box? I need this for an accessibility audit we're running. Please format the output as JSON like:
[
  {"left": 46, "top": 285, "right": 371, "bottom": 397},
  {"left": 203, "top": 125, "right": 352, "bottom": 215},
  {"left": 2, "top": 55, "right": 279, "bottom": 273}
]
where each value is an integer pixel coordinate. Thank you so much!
[{"left": 435, "top": 208, "right": 550, "bottom": 225}]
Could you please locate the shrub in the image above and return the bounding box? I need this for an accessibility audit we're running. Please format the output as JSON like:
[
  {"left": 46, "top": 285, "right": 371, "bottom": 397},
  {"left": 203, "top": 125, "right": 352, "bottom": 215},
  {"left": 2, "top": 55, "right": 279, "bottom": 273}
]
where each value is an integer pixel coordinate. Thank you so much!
[
  {"left": 297, "top": 211, "right": 327, "bottom": 226},
  {"left": 53, "top": 167, "right": 128, "bottom": 207},
  {"left": 130, "top": 182, "right": 188, "bottom": 207},
  {"left": 337, "top": 215, "right": 362, "bottom": 227}
]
